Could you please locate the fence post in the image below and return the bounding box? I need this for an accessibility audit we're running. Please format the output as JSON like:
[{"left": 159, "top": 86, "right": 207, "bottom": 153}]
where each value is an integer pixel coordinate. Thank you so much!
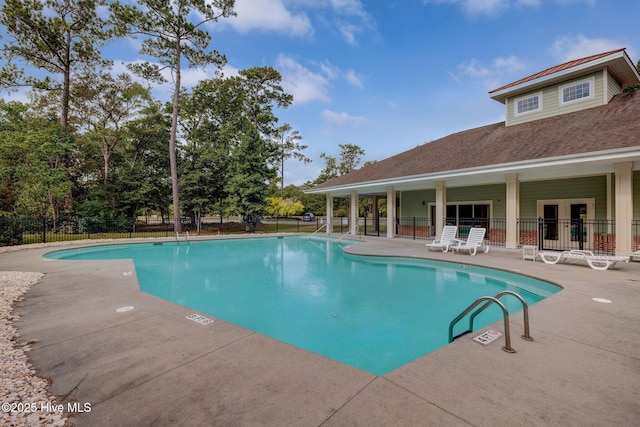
[
  {"left": 538, "top": 217, "right": 544, "bottom": 251},
  {"left": 413, "top": 217, "right": 416, "bottom": 240},
  {"left": 42, "top": 218, "right": 47, "bottom": 243},
  {"left": 578, "top": 218, "right": 584, "bottom": 250}
]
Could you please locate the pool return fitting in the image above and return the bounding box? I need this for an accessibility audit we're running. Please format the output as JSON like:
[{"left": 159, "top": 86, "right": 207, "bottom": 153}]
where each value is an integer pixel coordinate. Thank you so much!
[{"left": 449, "top": 290, "right": 533, "bottom": 353}]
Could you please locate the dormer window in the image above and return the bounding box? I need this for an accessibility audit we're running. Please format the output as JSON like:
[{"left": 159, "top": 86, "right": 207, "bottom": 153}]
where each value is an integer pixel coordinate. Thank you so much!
[
  {"left": 515, "top": 92, "right": 542, "bottom": 115},
  {"left": 560, "top": 77, "right": 594, "bottom": 105}
]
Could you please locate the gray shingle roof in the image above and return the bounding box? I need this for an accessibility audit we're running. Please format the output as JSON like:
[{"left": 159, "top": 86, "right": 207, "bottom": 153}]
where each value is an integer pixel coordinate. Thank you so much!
[{"left": 312, "top": 89, "right": 640, "bottom": 190}]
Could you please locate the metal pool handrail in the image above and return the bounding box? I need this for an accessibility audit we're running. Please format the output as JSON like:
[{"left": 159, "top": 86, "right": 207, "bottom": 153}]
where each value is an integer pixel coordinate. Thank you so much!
[
  {"left": 449, "top": 296, "right": 515, "bottom": 353},
  {"left": 338, "top": 226, "right": 359, "bottom": 243},
  {"left": 309, "top": 223, "right": 328, "bottom": 238},
  {"left": 469, "top": 291, "right": 533, "bottom": 341}
]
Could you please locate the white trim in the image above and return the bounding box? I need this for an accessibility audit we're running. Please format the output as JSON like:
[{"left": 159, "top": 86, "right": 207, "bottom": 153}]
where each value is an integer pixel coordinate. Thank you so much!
[
  {"left": 428, "top": 201, "right": 493, "bottom": 220},
  {"left": 536, "top": 198, "right": 595, "bottom": 249},
  {"left": 514, "top": 91, "right": 542, "bottom": 116},
  {"left": 489, "top": 49, "right": 635, "bottom": 103},
  {"left": 603, "top": 68, "right": 609, "bottom": 104},
  {"left": 305, "top": 147, "right": 640, "bottom": 195},
  {"left": 536, "top": 198, "right": 595, "bottom": 220},
  {"left": 559, "top": 77, "right": 594, "bottom": 106}
]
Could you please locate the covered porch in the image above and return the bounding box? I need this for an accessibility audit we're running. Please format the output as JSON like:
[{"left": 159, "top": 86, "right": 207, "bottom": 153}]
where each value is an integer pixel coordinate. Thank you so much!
[{"left": 308, "top": 157, "right": 639, "bottom": 256}]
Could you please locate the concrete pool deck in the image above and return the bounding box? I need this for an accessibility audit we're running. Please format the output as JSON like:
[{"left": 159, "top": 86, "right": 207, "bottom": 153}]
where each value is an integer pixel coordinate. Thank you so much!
[{"left": 1, "top": 235, "right": 639, "bottom": 426}]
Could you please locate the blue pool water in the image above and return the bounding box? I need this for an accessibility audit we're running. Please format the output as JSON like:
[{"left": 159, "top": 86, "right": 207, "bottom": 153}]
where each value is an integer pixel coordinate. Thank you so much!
[{"left": 46, "top": 236, "right": 560, "bottom": 375}]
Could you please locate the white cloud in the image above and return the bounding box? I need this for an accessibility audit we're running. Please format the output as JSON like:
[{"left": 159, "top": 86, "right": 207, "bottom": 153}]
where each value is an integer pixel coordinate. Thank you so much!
[
  {"left": 321, "top": 109, "right": 367, "bottom": 126},
  {"left": 329, "top": 0, "right": 369, "bottom": 19},
  {"left": 277, "top": 55, "right": 331, "bottom": 104},
  {"left": 493, "top": 56, "right": 527, "bottom": 73},
  {"left": 463, "top": 0, "right": 509, "bottom": 16},
  {"left": 458, "top": 58, "right": 490, "bottom": 78},
  {"left": 336, "top": 22, "right": 361, "bottom": 46},
  {"left": 220, "top": 63, "right": 240, "bottom": 79},
  {"left": 319, "top": 62, "right": 363, "bottom": 88},
  {"left": 550, "top": 34, "right": 624, "bottom": 63},
  {"left": 223, "top": 0, "right": 374, "bottom": 45},
  {"left": 110, "top": 60, "right": 223, "bottom": 101},
  {"left": 1, "top": 87, "right": 31, "bottom": 103},
  {"left": 344, "top": 69, "right": 363, "bottom": 88},
  {"left": 555, "top": 0, "right": 595, "bottom": 5},
  {"left": 422, "top": 0, "right": 541, "bottom": 17},
  {"left": 319, "top": 62, "right": 340, "bottom": 80},
  {"left": 421, "top": 0, "right": 509, "bottom": 17},
  {"left": 517, "top": 0, "right": 541, "bottom": 6},
  {"left": 451, "top": 54, "right": 527, "bottom": 89},
  {"left": 329, "top": 0, "right": 373, "bottom": 45},
  {"left": 227, "top": 0, "right": 313, "bottom": 38}
]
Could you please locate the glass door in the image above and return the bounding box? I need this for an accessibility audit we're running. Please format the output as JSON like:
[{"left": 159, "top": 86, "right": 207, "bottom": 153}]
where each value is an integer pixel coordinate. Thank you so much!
[{"left": 538, "top": 199, "right": 593, "bottom": 250}]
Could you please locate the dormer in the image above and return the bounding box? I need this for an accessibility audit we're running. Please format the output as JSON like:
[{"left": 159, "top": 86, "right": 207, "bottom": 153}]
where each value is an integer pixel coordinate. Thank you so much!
[{"left": 489, "top": 48, "right": 640, "bottom": 127}]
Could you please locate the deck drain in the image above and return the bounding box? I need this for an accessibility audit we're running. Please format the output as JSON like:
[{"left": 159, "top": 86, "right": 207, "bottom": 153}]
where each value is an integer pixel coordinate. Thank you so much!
[
  {"left": 592, "top": 298, "right": 612, "bottom": 304},
  {"left": 116, "top": 306, "right": 135, "bottom": 312}
]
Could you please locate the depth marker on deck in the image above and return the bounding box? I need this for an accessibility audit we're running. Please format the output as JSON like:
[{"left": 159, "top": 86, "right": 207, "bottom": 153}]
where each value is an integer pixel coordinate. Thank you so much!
[
  {"left": 473, "top": 329, "right": 502, "bottom": 345},
  {"left": 186, "top": 313, "right": 214, "bottom": 325}
]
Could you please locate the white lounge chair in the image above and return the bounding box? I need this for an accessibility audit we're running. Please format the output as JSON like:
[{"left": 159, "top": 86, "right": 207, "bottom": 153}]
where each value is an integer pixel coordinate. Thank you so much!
[
  {"left": 538, "top": 249, "right": 630, "bottom": 271},
  {"left": 451, "top": 227, "right": 489, "bottom": 256},
  {"left": 622, "top": 250, "right": 640, "bottom": 261},
  {"left": 425, "top": 225, "right": 458, "bottom": 252}
]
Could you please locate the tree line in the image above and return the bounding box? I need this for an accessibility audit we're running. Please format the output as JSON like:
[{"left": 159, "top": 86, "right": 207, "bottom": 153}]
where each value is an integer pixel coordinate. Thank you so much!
[{"left": 0, "top": 0, "right": 366, "bottom": 232}]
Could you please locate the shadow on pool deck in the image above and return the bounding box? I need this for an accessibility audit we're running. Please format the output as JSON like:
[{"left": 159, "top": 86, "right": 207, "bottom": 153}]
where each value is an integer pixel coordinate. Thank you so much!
[{"left": 2, "top": 235, "right": 640, "bottom": 426}]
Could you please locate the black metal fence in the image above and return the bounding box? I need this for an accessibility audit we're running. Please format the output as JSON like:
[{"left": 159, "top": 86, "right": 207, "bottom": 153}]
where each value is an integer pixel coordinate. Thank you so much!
[
  {"left": 3, "top": 216, "right": 638, "bottom": 254},
  {"left": 393, "top": 217, "right": 640, "bottom": 255},
  {"left": 0, "top": 216, "right": 327, "bottom": 246}
]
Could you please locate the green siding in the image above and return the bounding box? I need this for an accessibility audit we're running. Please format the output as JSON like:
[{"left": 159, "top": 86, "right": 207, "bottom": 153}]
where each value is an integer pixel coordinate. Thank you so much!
[
  {"left": 520, "top": 176, "right": 608, "bottom": 218},
  {"left": 400, "top": 190, "right": 433, "bottom": 217},
  {"left": 400, "top": 175, "right": 630, "bottom": 220},
  {"left": 447, "top": 184, "right": 506, "bottom": 217},
  {"left": 507, "top": 71, "right": 604, "bottom": 126},
  {"left": 606, "top": 71, "right": 622, "bottom": 101},
  {"left": 400, "top": 185, "right": 506, "bottom": 218}
]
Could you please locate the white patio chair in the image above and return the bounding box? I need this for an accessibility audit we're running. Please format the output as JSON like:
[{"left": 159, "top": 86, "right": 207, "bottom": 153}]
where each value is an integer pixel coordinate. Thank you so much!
[
  {"left": 425, "top": 225, "right": 458, "bottom": 253},
  {"left": 538, "top": 249, "right": 629, "bottom": 270},
  {"left": 451, "top": 227, "right": 489, "bottom": 256}
]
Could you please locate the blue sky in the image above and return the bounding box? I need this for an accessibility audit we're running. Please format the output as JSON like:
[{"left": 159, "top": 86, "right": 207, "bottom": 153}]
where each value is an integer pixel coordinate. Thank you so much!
[{"left": 3, "top": 0, "right": 639, "bottom": 186}]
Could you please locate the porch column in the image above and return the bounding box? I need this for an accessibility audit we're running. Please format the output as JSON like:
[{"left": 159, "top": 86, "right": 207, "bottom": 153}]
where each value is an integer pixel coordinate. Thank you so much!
[
  {"left": 435, "top": 181, "right": 447, "bottom": 239},
  {"left": 325, "top": 195, "right": 333, "bottom": 235},
  {"left": 505, "top": 173, "right": 519, "bottom": 249},
  {"left": 350, "top": 190, "right": 358, "bottom": 235},
  {"left": 386, "top": 186, "right": 395, "bottom": 238},
  {"left": 614, "top": 162, "right": 633, "bottom": 255},
  {"left": 372, "top": 195, "right": 380, "bottom": 231}
]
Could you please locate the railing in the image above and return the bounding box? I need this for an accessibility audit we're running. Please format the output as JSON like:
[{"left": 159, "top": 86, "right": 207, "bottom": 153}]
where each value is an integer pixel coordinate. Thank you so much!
[
  {"left": 3, "top": 216, "right": 639, "bottom": 250},
  {"left": 393, "top": 216, "right": 639, "bottom": 255},
  {"left": 449, "top": 291, "right": 533, "bottom": 353},
  {"left": 338, "top": 226, "right": 360, "bottom": 243},
  {"left": 449, "top": 296, "right": 515, "bottom": 353},
  {"left": 309, "top": 223, "right": 328, "bottom": 237}
]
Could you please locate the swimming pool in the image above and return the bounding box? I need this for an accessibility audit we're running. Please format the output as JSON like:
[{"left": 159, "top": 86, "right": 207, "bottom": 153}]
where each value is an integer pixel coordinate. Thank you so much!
[{"left": 46, "top": 236, "right": 560, "bottom": 375}]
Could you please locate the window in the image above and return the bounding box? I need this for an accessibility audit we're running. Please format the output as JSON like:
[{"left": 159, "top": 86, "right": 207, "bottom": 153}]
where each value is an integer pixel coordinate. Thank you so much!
[
  {"left": 515, "top": 92, "right": 542, "bottom": 115},
  {"left": 444, "top": 204, "right": 490, "bottom": 227},
  {"left": 560, "top": 78, "right": 593, "bottom": 105},
  {"left": 429, "top": 202, "right": 491, "bottom": 235}
]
